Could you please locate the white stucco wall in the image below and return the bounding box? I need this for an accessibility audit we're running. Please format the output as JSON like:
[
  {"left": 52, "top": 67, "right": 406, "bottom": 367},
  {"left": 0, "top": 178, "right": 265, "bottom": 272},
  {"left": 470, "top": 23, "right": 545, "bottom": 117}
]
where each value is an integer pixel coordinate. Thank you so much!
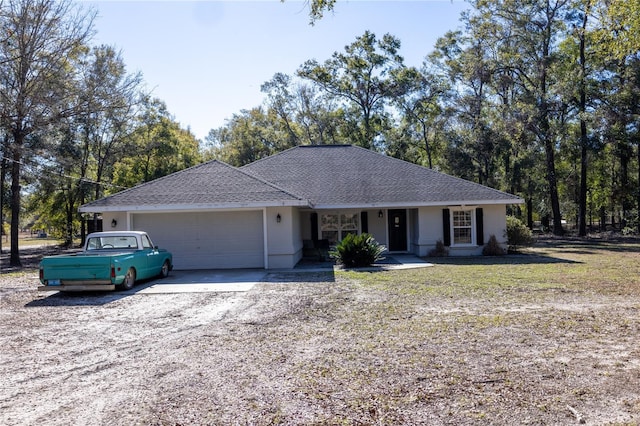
[
  {"left": 100, "top": 212, "right": 128, "bottom": 232},
  {"left": 409, "top": 209, "right": 419, "bottom": 255},
  {"left": 366, "top": 209, "right": 388, "bottom": 248},
  {"left": 481, "top": 204, "right": 508, "bottom": 245},
  {"left": 265, "top": 206, "right": 302, "bottom": 269},
  {"left": 414, "top": 207, "right": 443, "bottom": 256},
  {"left": 414, "top": 205, "right": 508, "bottom": 256}
]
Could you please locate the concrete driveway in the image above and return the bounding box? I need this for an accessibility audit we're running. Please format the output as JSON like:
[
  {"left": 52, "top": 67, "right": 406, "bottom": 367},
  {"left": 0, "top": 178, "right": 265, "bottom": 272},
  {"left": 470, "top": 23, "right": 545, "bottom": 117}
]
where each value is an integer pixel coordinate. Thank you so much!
[
  {"left": 37, "top": 256, "right": 432, "bottom": 296},
  {"left": 135, "top": 269, "right": 268, "bottom": 294},
  {"left": 131, "top": 255, "right": 432, "bottom": 294}
]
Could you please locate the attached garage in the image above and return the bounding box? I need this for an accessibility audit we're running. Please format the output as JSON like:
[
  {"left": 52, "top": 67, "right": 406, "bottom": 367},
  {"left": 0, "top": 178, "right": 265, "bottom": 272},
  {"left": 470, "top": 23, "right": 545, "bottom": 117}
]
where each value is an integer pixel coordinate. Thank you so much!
[{"left": 131, "top": 211, "right": 264, "bottom": 270}]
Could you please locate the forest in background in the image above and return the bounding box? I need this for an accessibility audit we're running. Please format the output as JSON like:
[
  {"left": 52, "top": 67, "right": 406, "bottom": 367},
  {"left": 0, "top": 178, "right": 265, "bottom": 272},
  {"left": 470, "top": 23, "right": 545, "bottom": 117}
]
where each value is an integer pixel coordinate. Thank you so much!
[{"left": 1, "top": 0, "right": 639, "bottom": 266}]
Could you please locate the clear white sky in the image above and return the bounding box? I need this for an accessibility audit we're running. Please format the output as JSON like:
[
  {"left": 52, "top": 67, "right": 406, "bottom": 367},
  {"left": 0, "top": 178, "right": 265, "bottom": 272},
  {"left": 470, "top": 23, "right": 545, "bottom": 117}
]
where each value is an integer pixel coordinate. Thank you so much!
[{"left": 86, "top": 0, "right": 469, "bottom": 141}]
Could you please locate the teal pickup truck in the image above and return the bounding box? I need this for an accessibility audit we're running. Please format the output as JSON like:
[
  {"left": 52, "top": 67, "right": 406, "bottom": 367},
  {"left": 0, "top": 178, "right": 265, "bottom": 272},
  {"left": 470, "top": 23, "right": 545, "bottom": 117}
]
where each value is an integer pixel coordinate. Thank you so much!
[{"left": 39, "top": 231, "right": 173, "bottom": 292}]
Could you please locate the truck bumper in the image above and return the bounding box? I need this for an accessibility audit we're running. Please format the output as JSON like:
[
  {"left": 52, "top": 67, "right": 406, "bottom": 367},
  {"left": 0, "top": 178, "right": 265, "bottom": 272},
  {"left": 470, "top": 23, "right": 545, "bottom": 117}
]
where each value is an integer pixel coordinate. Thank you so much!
[{"left": 38, "top": 281, "right": 116, "bottom": 292}]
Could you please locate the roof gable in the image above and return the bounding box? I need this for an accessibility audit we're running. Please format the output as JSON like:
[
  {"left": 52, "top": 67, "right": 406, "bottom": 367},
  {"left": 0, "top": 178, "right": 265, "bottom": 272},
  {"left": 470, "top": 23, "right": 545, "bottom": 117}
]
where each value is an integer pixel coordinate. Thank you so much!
[{"left": 80, "top": 160, "right": 306, "bottom": 212}]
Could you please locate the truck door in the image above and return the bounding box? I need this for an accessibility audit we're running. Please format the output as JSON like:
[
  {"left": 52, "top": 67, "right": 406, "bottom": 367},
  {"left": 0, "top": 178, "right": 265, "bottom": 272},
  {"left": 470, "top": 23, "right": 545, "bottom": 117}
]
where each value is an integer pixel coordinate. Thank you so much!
[{"left": 141, "top": 234, "right": 162, "bottom": 278}]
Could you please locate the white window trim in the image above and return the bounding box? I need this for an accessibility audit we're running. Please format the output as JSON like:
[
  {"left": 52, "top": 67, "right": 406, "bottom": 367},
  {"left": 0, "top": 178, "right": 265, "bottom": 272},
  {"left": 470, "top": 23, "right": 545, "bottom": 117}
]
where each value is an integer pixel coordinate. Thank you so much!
[
  {"left": 450, "top": 207, "right": 476, "bottom": 247},
  {"left": 319, "top": 211, "right": 361, "bottom": 243}
]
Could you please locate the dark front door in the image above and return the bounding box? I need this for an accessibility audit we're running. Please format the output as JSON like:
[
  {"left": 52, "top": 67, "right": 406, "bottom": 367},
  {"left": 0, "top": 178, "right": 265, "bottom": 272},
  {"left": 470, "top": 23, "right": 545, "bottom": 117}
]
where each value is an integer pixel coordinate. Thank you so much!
[{"left": 388, "top": 209, "right": 407, "bottom": 252}]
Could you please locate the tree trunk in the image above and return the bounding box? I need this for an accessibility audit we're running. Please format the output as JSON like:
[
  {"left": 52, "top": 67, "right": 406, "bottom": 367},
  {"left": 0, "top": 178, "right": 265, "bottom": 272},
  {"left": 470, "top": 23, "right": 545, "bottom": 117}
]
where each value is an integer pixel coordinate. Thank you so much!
[
  {"left": 637, "top": 138, "right": 640, "bottom": 234},
  {"left": 0, "top": 156, "right": 5, "bottom": 256},
  {"left": 578, "top": 135, "right": 588, "bottom": 236},
  {"left": 620, "top": 147, "right": 630, "bottom": 228},
  {"left": 577, "top": 12, "right": 589, "bottom": 237},
  {"left": 539, "top": 21, "right": 563, "bottom": 236},
  {"left": 544, "top": 137, "right": 564, "bottom": 235},
  {"left": 64, "top": 183, "right": 74, "bottom": 247},
  {"left": 422, "top": 123, "right": 433, "bottom": 169},
  {"left": 10, "top": 146, "right": 21, "bottom": 267}
]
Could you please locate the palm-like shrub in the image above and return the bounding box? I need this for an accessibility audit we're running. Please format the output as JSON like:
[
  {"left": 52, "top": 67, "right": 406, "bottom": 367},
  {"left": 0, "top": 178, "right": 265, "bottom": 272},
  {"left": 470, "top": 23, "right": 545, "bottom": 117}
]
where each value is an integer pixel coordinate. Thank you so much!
[{"left": 330, "top": 233, "right": 386, "bottom": 267}]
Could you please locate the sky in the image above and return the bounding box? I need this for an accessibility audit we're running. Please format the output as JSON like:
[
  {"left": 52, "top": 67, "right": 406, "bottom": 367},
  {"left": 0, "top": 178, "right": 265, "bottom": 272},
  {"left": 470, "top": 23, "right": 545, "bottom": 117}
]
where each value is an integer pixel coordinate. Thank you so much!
[{"left": 86, "top": 0, "right": 470, "bottom": 141}]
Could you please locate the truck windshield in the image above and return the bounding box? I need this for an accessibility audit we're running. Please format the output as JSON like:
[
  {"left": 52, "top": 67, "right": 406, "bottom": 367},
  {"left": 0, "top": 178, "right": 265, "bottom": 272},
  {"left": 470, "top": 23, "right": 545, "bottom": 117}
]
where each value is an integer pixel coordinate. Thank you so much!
[{"left": 86, "top": 236, "right": 139, "bottom": 250}]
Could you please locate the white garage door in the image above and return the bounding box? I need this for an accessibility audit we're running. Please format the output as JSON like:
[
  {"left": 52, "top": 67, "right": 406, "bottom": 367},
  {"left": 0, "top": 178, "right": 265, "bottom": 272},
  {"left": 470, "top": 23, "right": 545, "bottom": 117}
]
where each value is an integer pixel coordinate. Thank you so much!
[{"left": 132, "top": 211, "right": 264, "bottom": 270}]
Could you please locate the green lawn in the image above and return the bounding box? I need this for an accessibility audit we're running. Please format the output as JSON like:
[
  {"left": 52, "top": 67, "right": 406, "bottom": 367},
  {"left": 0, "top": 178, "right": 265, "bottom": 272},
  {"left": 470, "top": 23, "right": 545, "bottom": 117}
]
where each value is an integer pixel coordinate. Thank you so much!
[{"left": 268, "top": 237, "right": 640, "bottom": 424}]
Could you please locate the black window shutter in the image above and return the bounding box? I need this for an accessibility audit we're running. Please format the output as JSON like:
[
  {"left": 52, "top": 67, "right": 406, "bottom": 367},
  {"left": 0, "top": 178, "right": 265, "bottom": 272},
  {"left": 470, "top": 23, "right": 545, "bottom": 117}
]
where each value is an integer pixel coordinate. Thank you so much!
[
  {"left": 442, "top": 208, "right": 451, "bottom": 246},
  {"left": 476, "top": 208, "right": 484, "bottom": 246},
  {"left": 310, "top": 213, "right": 318, "bottom": 241},
  {"left": 361, "top": 211, "right": 368, "bottom": 233}
]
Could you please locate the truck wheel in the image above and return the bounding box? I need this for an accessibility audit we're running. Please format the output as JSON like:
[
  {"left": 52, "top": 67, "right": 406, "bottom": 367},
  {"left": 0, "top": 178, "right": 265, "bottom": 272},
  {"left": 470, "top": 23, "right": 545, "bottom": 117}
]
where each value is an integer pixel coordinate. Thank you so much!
[
  {"left": 160, "top": 261, "right": 170, "bottom": 278},
  {"left": 119, "top": 268, "right": 136, "bottom": 291}
]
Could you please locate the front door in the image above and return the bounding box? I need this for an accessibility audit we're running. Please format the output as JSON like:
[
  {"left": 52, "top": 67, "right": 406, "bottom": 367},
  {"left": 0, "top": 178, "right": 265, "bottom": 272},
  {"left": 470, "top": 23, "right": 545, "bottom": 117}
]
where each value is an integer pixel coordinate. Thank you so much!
[{"left": 388, "top": 209, "right": 407, "bottom": 252}]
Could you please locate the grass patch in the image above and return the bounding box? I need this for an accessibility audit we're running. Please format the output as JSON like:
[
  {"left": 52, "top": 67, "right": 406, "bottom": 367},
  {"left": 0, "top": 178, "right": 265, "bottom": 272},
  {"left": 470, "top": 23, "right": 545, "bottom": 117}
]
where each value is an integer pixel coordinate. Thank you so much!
[
  {"left": 284, "top": 238, "right": 640, "bottom": 424},
  {"left": 338, "top": 240, "right": 640, "bottom": 298}
]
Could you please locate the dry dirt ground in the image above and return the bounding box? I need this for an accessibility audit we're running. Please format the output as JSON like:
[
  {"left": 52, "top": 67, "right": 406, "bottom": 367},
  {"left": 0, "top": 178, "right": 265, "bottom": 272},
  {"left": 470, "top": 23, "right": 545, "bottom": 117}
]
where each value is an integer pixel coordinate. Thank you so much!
[{"left": 1, "top": 240, "right": 639, "bottom": 425}]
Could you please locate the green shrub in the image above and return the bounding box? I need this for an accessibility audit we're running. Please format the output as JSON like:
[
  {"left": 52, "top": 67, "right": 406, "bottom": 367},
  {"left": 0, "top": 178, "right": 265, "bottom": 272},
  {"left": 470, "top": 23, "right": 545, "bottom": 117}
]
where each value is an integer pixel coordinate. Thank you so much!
[
  {"left": 506, "top": 216, "right": 534, "bottom": 252},
  {"left": 482, "top": 234, "right": 505, "bottom": 256},
  {"left": 329, "top": 233, "right": 386, "bottom": 267},
  {"left": 428, "top": 240, "right": 449, "bottom": 257},
  {"left": 622, "top": 226, "right": 636, "bottom": 236}
]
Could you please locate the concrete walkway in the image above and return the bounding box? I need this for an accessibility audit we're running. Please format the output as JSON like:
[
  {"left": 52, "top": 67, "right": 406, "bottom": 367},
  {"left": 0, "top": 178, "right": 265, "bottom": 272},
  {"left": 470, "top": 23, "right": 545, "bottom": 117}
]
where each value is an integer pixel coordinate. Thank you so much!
[
  {"left": 292, "top": 254, "right": 433, "bottom": 273},
  {"left": 358, "top": 254, "right": 434, "bottom": 271}
]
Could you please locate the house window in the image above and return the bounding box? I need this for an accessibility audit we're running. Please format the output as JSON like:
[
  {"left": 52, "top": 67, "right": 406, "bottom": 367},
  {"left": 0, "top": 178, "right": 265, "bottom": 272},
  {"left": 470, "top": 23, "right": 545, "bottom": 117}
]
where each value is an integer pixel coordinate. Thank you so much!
[
  {"left": 452, "top": 210, "right": 473, "bottom": 245},
  {"left": 320, "top": 213, "right": 359, "bottom": 244}
]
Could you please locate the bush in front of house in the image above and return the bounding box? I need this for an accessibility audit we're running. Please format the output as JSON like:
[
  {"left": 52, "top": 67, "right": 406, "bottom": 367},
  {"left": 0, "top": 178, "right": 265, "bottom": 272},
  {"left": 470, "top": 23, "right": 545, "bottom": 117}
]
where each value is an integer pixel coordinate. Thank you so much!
[
  {"left": 428, "top": 240, "right": 449, "bottom": 257},
  {"left": 482, "top": 234, "right": 506, "bottom": 256},
  {"left": 330, "top": 233, "right": 386, "bottom": 268},
  {"left": 506, "top": 216, "right": 534, "bottom": 252}
]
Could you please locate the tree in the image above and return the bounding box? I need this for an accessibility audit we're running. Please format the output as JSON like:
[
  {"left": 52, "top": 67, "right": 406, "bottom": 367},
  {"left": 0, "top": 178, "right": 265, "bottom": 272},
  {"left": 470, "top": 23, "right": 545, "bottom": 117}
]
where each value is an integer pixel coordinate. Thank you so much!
[
  {"left": 430, "top": 28, "right": 508, "bottom": 186},
  {"left": 25, "top": 45, "right": 144, "bottom": 245},
  {"left": 466, "top": 0, "right": 572, "bottom": 235},
  {"left": 297, "top": 31, "right": 410, "bottom": 150},
  {"left": 392, "top": 65, "right": 449, "bottom": 169},
  {"left": 204, "top": 107, "right": 287, "bottom": 167},
  {"left": 0, "top": 0, "right": 95, "bottom": 266},
  {"left": 260, "top": 73, "right": 300, "bottom": 147},
  {"left": 595, "top": 55, "right": 640, "bottom": 230},
  {"left": 26, "top": 122, "right": 84, "bottom": 244},
  {"left": 300, "top": 0, "right": 337, "bottom": 24},
  {"left": 112, "top": 97, "right": 201, "bottom": 188},
  {"left": 557, "top": 0, "right": 600, "bottom": 236},
  {"left": 261, "top": 72, "right": 347, "bottom": 146},
  {"left": 599, "top": 0, "right": 640, "bottom": 59},
  {"left": 74, "top": 44, "right": 142, "bottom": 235}
]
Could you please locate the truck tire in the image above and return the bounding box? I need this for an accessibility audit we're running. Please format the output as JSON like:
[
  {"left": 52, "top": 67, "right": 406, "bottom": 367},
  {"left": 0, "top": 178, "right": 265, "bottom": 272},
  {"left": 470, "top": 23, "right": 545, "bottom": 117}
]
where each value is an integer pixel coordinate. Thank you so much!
[
  {"left": 160, "top": 261, "right": 170, "bottom": 278},
  {"left": 119, "top": 268, "right": 136, "bottom": 291}
]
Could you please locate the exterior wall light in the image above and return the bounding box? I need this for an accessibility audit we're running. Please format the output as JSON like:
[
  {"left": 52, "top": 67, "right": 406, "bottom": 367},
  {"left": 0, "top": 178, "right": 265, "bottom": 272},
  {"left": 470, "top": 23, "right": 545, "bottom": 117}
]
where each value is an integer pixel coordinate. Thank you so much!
[
  {"left": 378, "top": 210, "right": 383, "bottom": 218},
  {"left": 276, "top": 213, "right": 281, "bottom": 223},
  {"left": 111, "top": 219, "right": 117, "bottom": 228}
]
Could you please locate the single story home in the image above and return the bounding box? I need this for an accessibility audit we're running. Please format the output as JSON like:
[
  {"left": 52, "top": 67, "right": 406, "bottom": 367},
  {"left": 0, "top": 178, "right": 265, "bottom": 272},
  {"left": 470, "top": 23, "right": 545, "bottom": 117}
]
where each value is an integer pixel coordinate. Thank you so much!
[{"left": 80, "top": 144, "right": 523, "bottom": 270}]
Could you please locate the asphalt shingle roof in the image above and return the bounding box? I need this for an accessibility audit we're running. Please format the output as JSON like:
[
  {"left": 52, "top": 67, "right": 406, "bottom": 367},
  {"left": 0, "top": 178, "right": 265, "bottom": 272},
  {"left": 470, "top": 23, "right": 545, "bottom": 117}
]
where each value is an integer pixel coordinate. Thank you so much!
[
  {"left": 81, "top": 145, "right": 521, "bottom": 212},
  {"left": 241, "top": 145, "right": 521, "bottom": 207},
  {"left": 80, "top": 160, "right": 305, "bottom": 211}
]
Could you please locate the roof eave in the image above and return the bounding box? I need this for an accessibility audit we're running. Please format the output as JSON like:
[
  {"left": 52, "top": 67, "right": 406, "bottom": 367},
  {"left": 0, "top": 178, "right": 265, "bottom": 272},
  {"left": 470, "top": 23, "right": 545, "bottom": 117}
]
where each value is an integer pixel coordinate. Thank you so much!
[
  {"left": 79, "top": 199, "right": 311, "bottom": 213},
  {"left": 309, "top": 198, "right": 525, "bottom": 209}
]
